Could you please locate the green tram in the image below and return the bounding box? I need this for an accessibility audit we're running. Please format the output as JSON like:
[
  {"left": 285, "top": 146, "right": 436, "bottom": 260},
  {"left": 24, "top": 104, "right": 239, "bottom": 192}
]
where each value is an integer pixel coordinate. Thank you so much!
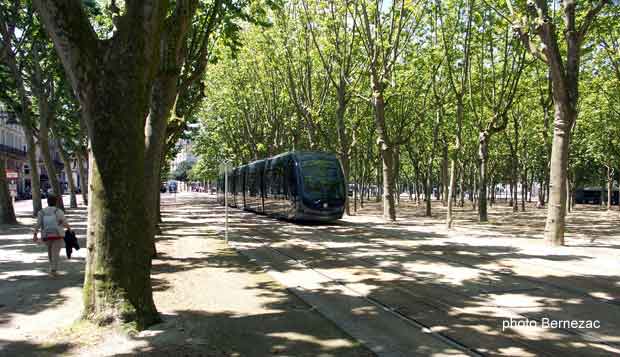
[{"left": 217, "top": 151, "right": 346, "bottom": 222}]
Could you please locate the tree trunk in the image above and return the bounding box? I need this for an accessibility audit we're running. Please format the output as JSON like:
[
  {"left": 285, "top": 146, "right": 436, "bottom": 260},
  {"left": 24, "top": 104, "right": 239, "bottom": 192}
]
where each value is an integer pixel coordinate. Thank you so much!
[
  {"left": 521, "top": 167, "right": 527, "bottom": 212},
  {"left": 38, "top": 116, "right": 65, "bottom": 211},
  {"left": 353, "top": 161, "right": 358, "bottom": 214},
  {"left": 446, "top": 159, "right": 457, "bottom": 228},
  {"left": 5, "top": 49, "right": 42, "bottom": 216},
  {"left": 144, "top": 76, "right": 177, "bottom": 257},
  {"left": 76, "top": 150, "right": 89, "bottom": 206},
  {"left": 0, "top": 158, "right": 17, "bottom": 224},
  {"left": 380, "top": 145, "right": 396, "bottom": 220},
  {"left": 414, "top": 163, "right": 421, "bottom": 205},
  {"left": 447, "top": 97, "right": 464, "bottom": 228},
  {"left": 24, "top": 127, "right": 42, "bottom": 216},
  {"left": 84, "top": 150, "right": 158, "bottom": 328},
  {"left": 375, "top": 153, "right": 382, "bottom": 203},
  {"left": 425, "top": 170, "right": 432, "bottom": 217},
  {"left": 512, "top": 176, "right": 518, "bottom": 212},
  {"left": 472, "top": 167, "right": 478, "bottom": 211},
  {"left": 459, "top": 163, "right": 465, "bottom": 207},
  {"left": 57, "top": 141, "right": 78, "bottom": 209},
  {"left": 544, "top": 102, "right": 575, "bottom": 246},
  {"left": 369, "top": 73, "right": 396, "bottom": 221},
  {"left": 566, "top": 176, "right": 572, "bottom": 214},
  {"left": 441, "top": 143, "right": 449, "bottom": 206},
  {"left": 360, "top": 181, "right": 365, "bottom": 208},
  {"left": 33, "top": 0, "right": 168, "bottom": 328},
  {"left": 511, "top": 120, "right": 519, "bottom": 213},
  {"left": 607, "top": 166, "right": 613, "bottom": 211},
  {"left": 478, "top": 132, "right": 489, "bottom": 222},
  {"left": 340, "top": 153, "right": 350, "bottom": 215},
  {"left": 335, "top": 86, "right": 351, "bottom": 216},
  {"left": 393, "top": 146, "right": 400, "bottom": 206}
]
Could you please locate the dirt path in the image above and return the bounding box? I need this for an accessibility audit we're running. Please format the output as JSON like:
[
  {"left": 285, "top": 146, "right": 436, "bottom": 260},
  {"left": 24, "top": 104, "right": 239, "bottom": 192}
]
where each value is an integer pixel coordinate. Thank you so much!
[{"left": 1, "top": 194, "right": 371, "bottom": 356}]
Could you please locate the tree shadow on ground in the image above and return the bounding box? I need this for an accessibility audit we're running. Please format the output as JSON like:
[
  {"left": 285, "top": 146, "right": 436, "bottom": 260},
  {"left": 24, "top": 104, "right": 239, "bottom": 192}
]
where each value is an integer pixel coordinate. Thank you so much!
[
  {"left": 111, "top": 309, "right": 374, "bottom": 357},
  {"left": 354, "top": 199, "right": 620, "bottom": 247},
  {"left": 0, "top": 202, "right": 87, "bottom": 353},
  {"left": 189, "top": 197, "right": 620, "bottom": 356},
  {"left": 0, "top": 338, "right": 74, "bottom": 357}
]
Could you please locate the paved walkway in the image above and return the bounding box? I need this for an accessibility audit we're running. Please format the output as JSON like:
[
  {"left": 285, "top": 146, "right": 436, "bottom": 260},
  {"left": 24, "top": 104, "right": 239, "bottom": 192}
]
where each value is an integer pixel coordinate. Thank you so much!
[{"left": 0, "top": 194, "right": 370, "bottom": 356}]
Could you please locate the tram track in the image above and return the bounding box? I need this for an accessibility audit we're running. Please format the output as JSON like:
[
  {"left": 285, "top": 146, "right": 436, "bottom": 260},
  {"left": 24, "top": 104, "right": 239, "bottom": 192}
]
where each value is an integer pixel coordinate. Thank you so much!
[
  {"left": 314, "top": 218, "right": 619, "bottom": 306},
  {"left": 232, "top": 221, "right": 548, "bottom": 356},
  {"left": 197, "top": 195, "right": 620, "bottom": 355},
  {"left": 293, "top": 223, "right": 620, "bottom": 348},
  {"left": 234, "top": 229, "right": 487, "bottom": 357},
  {"left": 222, "top": 209, "right": 620, "bottom": 355}
]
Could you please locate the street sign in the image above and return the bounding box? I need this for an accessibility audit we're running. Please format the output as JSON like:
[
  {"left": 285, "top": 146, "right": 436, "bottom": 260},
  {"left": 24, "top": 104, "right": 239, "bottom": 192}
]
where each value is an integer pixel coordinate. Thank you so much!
[{"left": 5, "top": 170, "right": 18, "bottom": 179}]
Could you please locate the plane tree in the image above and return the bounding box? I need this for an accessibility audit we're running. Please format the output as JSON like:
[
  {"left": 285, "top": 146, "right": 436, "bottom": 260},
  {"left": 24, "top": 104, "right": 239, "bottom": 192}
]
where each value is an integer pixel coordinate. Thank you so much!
[
  {"left": 468, "top": 6, "right": 526, "bottom": 222},
  {"left": 302, "top": 0, "right": 363, "bottom": 215},
  {"left": 506, "top": 0, "right": 612, "bottom": 245},
  {"left": 437, "top": 0, "right": 474, "bottom": 227},
  {"left": 0, "top": 1, "right": 43, "bottom": 216},
  {"left": 355, "top": 0, "right": 426, "bottom": 221}
]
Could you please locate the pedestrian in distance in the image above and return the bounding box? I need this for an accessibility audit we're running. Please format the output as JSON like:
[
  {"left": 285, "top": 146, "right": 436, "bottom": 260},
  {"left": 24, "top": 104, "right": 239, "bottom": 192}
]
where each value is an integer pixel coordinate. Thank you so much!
[{"left": 33, "top": 194, "right": 71, "bottom": 276}]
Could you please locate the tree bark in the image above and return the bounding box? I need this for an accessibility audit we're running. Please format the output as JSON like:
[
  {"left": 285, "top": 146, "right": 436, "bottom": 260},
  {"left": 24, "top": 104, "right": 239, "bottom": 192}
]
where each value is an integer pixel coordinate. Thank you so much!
[
  {"left": 38, "top": 114, "right": 65, "bottom": 211},
  {"left": 478, "top": 132, "right": 489, "bottom": 222},
  {"left": 335, "top": 85, "right": 352, "bottom": 216},
  {"left": 34, "top": 0, "right": 169, "bottom": 329},
  {"left": 441, "top": 143, "right": 448, "bottom": 205},
  {"left": 57, "top": 140, "right": 78, "bottom": 209},
  {"left": 510, "top": 0, "right": 610, "bottom": 246},
  {"left": 425, "top": 168, "right": 433, "bottom": 217},
  {"left": 31, "top": 40, "right": 65, "bottom": 211},
  {"left": 76, "top": 150, "right": 89, "bottom": 206},
  {"left": 544, "top": 102, "right": 575, "bottom": 246},
  {"left": 607, "top": 166, "right": 613, "bottom": 210},
  {"left": 447, "top": 99, "right": 464, "bottom": 228},
  {"left": 144, "top": 77, "right": 177, "bottom": 256},
  {"left": 0, "top": 158, "right": 17, "bottom": 224},
  {"left": 566, "top": 175, "right": 572, "bottom": 214},
  {"left": 375, "top": 153, "right": 381, "bottom": 203},
  {"left": 521, "top": 166, "right": 527, "bottom": 211},
  {"left": 380, "top": 142, "right": 396, "bottom": 221},
  {"left": 446, "top": 158, "right": 457, "bottom": 227},
  {"left": 24, "top": 127, "right": 42, "bottom": 216},
  {"left": 0, "top": 38, "right": 42, "bottom": 216}
]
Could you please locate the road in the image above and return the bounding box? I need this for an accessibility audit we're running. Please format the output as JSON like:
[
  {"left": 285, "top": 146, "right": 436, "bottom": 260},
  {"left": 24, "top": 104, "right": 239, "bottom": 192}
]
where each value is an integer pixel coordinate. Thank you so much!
[{"left": 195, "top": 195, "right": 620, "bottom": 357}]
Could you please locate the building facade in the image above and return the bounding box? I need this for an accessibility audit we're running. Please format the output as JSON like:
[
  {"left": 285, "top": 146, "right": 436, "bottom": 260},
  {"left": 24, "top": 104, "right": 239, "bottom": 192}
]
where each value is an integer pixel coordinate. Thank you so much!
[
  {"left": 1, "top": 106, "right": 74, "bottom": 199},
  {"left": 171, "top": 138, "right": 197, "bottom": 172}
]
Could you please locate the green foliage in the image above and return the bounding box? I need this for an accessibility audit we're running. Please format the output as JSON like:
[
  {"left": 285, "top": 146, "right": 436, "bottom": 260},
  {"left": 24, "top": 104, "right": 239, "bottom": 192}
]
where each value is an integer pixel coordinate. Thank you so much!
[
  {"left": 172, "top": 160, "right": 195, "bottom": 182},
  {"left": 188, "top": 0, "right": 620, "bottom": 200}
]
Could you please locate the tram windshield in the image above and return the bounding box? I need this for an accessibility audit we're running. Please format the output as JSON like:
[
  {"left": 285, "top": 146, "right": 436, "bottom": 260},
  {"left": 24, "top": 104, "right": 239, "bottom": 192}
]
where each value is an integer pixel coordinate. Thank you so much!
[{"left": 300, "top": 159, "right": 344, "bottom": 201}]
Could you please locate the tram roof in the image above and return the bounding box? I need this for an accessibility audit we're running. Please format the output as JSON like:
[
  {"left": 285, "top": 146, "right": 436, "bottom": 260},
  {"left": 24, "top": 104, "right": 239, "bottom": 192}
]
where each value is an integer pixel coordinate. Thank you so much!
[{"left": 246, "top": 151, "right": 337, "bottom": 166}]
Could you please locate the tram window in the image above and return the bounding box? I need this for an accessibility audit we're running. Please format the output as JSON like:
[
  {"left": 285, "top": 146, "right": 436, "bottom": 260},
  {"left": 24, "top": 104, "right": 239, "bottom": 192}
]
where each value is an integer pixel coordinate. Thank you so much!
[
  {"left": 300, "top": 159, "right": 344, "bottom": 200},
  {"left": 276, "top": 160, "right": 284, "bottom": 196},
  {"left": 287, "top": 160, "right": 297, "bottom": 196}
]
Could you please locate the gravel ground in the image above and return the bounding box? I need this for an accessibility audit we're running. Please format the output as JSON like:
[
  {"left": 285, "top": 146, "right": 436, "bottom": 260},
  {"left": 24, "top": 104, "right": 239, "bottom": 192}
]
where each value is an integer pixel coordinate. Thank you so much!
[{"left": 0, "top": 194, "right": 372, "bottom": 356}]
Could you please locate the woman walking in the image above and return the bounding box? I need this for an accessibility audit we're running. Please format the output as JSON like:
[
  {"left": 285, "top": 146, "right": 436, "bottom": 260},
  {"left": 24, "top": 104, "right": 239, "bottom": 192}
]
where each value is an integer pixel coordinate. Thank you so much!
[{"left": 33, "top": 195, "right": 71, "bottom": 276}]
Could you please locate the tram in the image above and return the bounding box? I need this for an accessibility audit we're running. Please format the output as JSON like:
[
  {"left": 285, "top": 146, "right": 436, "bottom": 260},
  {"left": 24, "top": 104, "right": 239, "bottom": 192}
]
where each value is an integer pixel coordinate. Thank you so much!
[{"left": 217, "top": 151, "right": 346, "bottom": 221}]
